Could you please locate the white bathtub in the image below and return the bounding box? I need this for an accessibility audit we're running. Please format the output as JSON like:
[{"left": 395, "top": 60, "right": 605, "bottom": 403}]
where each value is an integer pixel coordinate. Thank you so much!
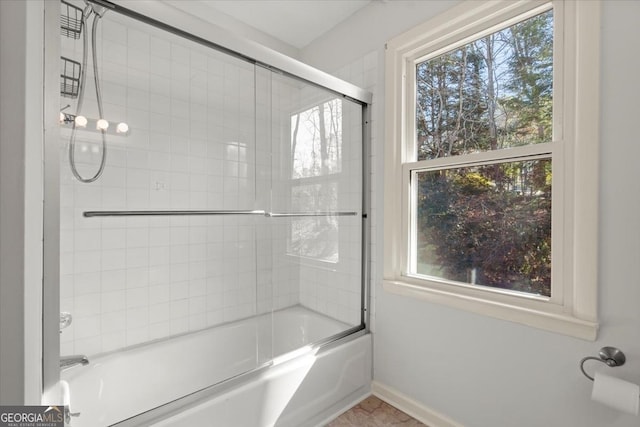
[{"left": 62, "top": 306, "right": 371, "bottom": 427}]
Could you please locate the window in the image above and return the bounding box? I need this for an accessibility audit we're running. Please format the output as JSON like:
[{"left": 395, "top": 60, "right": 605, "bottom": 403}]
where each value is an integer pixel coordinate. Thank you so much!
[
  {"left": 288, "top": 99, "right": 343, "bottom": 263},
  {"left": 384, "top": 0, "right": 600, "bottom": 339}
]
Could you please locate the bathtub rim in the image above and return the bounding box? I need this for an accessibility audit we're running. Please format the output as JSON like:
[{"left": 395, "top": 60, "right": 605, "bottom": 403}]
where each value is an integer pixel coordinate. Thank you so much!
[
  {"left": 108, "top": 326, "right": 369, "bottom": 427},
  {"left": 61, "top": 304, "right": 352, "bottom": 367}
]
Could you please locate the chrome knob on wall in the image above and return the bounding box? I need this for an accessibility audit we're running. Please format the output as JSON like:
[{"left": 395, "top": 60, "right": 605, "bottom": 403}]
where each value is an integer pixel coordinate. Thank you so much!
[{"left": 60, "top": 312, "right": 72, "bottom": 331}]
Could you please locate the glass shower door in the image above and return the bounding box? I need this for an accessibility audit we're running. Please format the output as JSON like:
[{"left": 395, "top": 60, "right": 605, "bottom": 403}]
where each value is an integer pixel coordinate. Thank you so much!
[
  {"left": 267, "top": 72, "right": 364, "bottom": 359},
  {"left": 56, "top": 5, "right": 273, "bottom": 425},
  {"left": 49, "top": 1, "right": 368, "bottom": 425}
]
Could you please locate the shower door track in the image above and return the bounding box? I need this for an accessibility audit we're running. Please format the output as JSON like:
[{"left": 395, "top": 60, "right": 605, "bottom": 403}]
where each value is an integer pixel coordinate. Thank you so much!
[{"left": 85, "top": 0, "right": 372, "bottom": 106}]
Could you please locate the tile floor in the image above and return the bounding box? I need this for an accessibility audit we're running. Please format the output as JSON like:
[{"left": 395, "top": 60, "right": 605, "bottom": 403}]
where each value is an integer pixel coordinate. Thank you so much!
[{"left": 326, "top": 395, "right": 427, "bottom": 426}]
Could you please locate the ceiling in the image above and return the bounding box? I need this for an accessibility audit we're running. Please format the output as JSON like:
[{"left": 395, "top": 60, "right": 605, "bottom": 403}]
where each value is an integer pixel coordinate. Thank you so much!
[{"left": 191, "top": 0, "right": 372, "bottom": 49}]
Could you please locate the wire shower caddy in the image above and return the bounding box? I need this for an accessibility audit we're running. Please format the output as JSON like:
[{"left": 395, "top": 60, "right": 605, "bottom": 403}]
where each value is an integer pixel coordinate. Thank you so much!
[
  {"left": 59, "top": 0, "right": 84, "bottom": 99},
  {"left": 60, "top": 0, "right": 83, "bottom": 39},
  {"left": 60, "top": 56, "right": 81, "bottom": 98}
]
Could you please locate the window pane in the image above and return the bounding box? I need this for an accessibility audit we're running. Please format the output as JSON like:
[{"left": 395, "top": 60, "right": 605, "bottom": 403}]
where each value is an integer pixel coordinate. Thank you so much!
[
  {"left": 413, "top": 159, "right": 551, "bottom": 296},
  {"left": 416, "top": 10, "right": 553, "bottom": 160},
  {"left": 291, "top": 99, "right": 343, "bottom": 178},
  {"left": 288, "top": 183, "right": 339, "bottom": 262}
]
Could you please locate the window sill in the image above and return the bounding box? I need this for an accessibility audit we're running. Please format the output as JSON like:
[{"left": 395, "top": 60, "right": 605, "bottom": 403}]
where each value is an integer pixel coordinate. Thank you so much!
[{"left": 383, "top": 279, "right": 598, "bottom": 341}]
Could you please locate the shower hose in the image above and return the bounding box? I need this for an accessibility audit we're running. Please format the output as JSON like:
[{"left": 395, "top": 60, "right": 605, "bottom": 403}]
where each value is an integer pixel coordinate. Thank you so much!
[{"left": 68, "top": 3, "right": 107, "bottom": 183}]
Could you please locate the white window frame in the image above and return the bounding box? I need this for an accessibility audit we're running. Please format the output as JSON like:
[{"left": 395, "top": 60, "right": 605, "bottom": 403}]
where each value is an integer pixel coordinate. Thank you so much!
[{"left": 383, "top": 0, "right": 600, "bottom": 340}]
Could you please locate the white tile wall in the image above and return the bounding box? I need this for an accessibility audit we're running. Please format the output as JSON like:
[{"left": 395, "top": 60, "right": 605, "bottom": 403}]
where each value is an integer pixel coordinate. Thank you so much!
[{"left": 60, "top": 12, "right": 264, "bottom": 356}]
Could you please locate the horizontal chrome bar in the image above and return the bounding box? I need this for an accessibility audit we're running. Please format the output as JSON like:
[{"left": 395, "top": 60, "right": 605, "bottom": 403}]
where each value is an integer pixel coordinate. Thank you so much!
[
  {"left": 83, "top": 210, "right": 266, "bottom": 217},
  {"left": 266, "top": 211, "right": 358, "bottom": 217},
  {"left": 83, "top": 210, "right": 359, "bottom": 218}
]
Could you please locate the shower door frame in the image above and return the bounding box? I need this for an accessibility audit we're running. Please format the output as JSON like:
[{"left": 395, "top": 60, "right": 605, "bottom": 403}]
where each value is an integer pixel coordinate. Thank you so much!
[
  {"left": 42, "top": 0, "right": 63, "bottom": 403},
  {"left": 42, "top": 0, "right": 372, "bottom": 421}
]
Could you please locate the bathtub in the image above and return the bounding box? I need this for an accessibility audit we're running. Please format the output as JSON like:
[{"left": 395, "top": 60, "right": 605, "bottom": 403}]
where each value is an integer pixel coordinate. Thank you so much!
[{"left": 62, "top": 306, "right": 371, "bottom": 426}]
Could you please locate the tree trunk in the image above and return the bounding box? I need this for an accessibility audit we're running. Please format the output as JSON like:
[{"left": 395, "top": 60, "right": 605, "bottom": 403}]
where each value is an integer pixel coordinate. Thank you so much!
[
  {"left": 485, "top": 35, "right": 498, "bottom": 152},
  {"left": 291, "top": 113, "right": 300, "bottom": 175},
  {"left": 484, "top": 35, "right": 502, "bottom": 188},
  {"left": 318, "top": 104, "right": 328, "bottom": 175},
  {"left": 452, "top": 48, "right": 467, "bottom": 156}
]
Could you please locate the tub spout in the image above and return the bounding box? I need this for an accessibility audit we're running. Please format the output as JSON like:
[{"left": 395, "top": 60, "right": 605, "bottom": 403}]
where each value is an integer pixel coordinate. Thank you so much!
[
  {"left": 60, "top": 355, "right": 89, "bottom": 370},
  {"left": 65, "top": 406, "right": 81, "bottom": 425}
]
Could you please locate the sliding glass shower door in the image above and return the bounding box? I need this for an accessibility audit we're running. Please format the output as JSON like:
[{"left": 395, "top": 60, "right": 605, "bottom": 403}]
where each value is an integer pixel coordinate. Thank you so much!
[
  {"left": 50, "top": 1, "right": 368, "bottom": 425},
  {"left": 273, "top": 73, "right": 363, "bottom": 318}
]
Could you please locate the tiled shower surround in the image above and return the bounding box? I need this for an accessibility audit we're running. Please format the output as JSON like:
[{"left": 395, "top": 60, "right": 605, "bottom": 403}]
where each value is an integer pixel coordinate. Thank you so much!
[{"left": 59, "top": 8, "right": 364, "bottom": 356}]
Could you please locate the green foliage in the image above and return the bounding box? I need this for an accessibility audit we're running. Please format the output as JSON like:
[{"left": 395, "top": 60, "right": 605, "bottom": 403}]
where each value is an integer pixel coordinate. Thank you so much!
[
  {"left": 417, "top": 162, "right": 551, "bottom": 295},
  {"left": 451, "top": 172, "right": 492, "bottom": 195}
]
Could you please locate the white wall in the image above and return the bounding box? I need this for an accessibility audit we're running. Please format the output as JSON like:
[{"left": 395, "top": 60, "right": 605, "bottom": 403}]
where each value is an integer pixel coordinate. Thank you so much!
[
  {"left": 300, "top": 1, "right": 462, "bottom": 72},
  {"left": 162, "top": 0, "right": 300, "bottom": 59},
  {"left": 302, "top": 1, "right": 640, "bottom": 426}
]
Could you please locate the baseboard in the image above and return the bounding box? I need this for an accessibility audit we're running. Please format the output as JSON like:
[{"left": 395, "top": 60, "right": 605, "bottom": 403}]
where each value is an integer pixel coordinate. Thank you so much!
[{"left": 372, "top": 381, "right": 463, "bottom": 427}]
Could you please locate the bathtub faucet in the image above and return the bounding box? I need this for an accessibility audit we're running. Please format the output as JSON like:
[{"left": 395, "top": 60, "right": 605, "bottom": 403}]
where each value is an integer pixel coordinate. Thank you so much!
[
  {"left": 64, "top": 406, "right": 81, "bottom": 425},
  {"left": 60, "top": 355, "right": 89, "bottom": 370}
]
